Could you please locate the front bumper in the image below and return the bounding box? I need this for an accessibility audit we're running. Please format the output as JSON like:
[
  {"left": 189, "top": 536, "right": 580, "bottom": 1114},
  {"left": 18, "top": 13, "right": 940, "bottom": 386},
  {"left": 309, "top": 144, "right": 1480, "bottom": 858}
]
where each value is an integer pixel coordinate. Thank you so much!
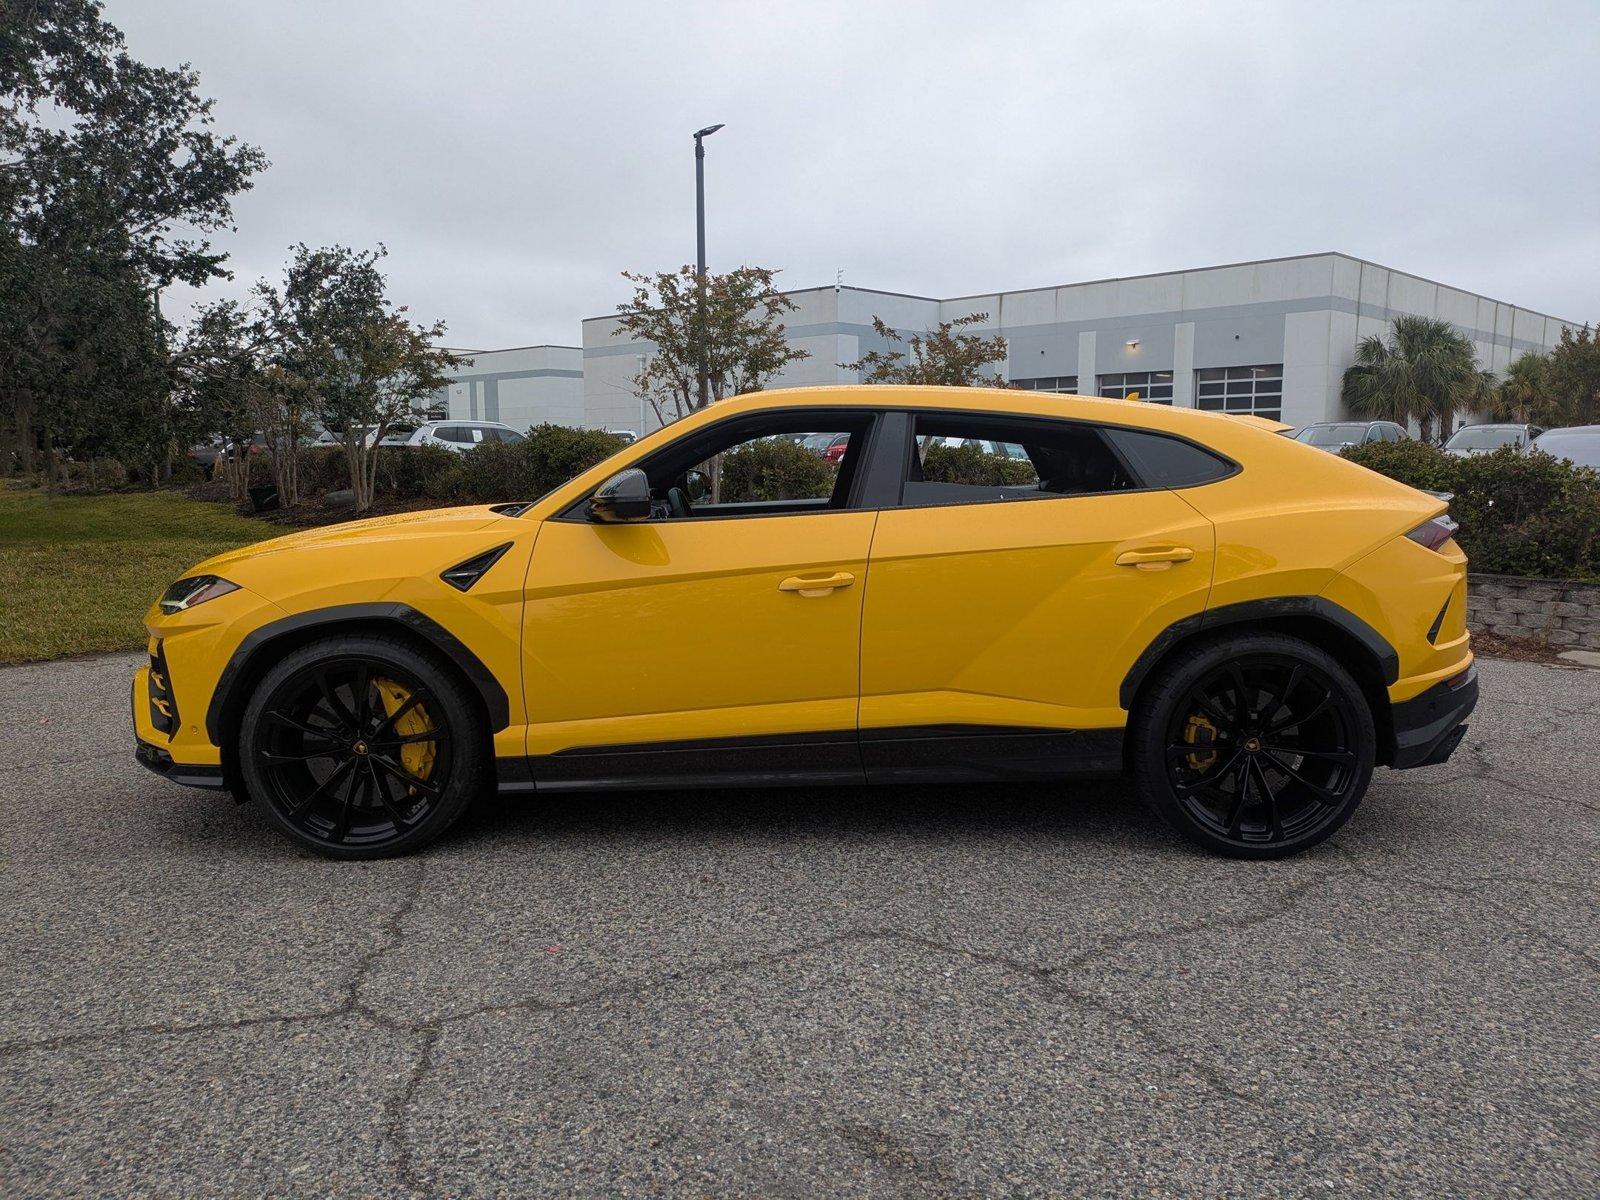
[
  {"left": 131, "top": 666, "right": 225, "bottom": 790},
  {"left": 134, "top": 739, "right": 226, "bottom": 789},
  {"left": 1390, "top": 665, "right": 1479, "bottom": 769}
]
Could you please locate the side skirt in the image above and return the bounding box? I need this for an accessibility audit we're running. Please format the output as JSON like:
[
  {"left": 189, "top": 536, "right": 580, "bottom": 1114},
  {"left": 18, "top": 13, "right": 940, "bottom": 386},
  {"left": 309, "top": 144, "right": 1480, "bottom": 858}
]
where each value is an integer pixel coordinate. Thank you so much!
[{"left": 496, "top": 724, "right": 1126, "bottom": 794}]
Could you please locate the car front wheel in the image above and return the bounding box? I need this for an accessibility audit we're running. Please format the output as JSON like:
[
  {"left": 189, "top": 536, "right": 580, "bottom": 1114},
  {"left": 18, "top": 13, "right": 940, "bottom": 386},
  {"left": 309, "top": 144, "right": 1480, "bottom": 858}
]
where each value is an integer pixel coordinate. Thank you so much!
[
  {"left": 237, "top": 633, "right": 486, "bottom": 859},
  {"left": 1130, "top": 633, "right": 1376, "bottom": 859}
]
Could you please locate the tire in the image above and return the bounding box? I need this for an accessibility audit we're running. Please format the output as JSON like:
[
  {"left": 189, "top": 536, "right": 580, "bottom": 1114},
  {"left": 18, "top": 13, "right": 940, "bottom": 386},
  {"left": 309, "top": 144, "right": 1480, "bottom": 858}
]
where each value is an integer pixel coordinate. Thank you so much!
[
  {"left": 237, "top": 633, "right": 488, "bottom": 859},
  {"left": 1129, "top": 632, "right": 1376, "bottom": 859}
]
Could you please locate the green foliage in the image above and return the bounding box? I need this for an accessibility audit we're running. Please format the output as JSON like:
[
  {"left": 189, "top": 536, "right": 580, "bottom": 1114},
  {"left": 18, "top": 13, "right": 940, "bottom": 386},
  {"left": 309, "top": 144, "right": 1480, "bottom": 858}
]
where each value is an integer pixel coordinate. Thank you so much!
[
  {"left": 841, "top": 313, "right": 1013, "bottom": 387},
  {"left": 2, "top": 0, "right": 267, "bottom": 480},
  {"left": 453, "top": 425, "right": 626, "bottom": 503},
  {"left": 1339, "top": 439, "right": 1460, "bottom": 493},
  {"left": 1342, "top": 442, "right": 1600, "bottom": 581},
  {"left": 1341, "top": 316, "right": 1494, "bottom": 442},
  {"left": 1490, "top": 352, "right": 1563, "bottom": 425},
  {"left": 720, "top": 438, "right": 834, "bottom": 502},
  {"left": 1548, "top": 324, "right": 1600, "bottom": 425},
  {"left": 298, "top": 445, "right": 349, "bottom": 495},
  {"left": 613, "top": 265, "right": 809, "bottom": 424},
  {"left": 921, "top": 443, "right": 1037, "bottom": 486},
  {"left": 373, "top": 444, "right": 460, "bottom": 500}
]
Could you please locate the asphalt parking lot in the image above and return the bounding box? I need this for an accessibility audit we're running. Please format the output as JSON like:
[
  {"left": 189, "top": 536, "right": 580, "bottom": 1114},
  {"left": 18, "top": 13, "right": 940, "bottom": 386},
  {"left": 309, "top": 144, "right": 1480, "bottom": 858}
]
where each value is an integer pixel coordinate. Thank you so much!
[{"left": 3, "top": 653, "right": 1596, "bottom": 1198}]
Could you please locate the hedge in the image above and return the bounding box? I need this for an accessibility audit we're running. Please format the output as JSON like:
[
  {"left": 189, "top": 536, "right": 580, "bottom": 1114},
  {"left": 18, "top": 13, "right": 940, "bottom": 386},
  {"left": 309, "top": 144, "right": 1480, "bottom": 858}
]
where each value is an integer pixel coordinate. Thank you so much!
[
  {"left": 1341, "top": 441, "right": 1600, "bottom": 582},
  {"left": 720, "top": 438, "right": 834, "bottom": 502}
]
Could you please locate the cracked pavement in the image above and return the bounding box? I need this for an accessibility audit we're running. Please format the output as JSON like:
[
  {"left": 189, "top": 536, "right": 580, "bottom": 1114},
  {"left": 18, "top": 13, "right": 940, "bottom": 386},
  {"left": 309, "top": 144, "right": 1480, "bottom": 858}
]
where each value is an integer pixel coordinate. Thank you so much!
[{"left": 2, "top": 653, "right": 1596, "bottom": 1198}]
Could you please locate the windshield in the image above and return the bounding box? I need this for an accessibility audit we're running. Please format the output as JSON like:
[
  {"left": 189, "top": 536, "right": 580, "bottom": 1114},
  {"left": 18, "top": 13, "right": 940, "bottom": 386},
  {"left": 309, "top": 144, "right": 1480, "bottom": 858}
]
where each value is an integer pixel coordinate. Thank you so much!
[
  {"left": 1533, "top": 432, "right": 1600, "bottom": 469},
  {"left": 1447, "top": 427, "right": 1523, "bottom": 451},
  {"left": 1297, "top": 424, "right": 1368, "bottom": 447}
]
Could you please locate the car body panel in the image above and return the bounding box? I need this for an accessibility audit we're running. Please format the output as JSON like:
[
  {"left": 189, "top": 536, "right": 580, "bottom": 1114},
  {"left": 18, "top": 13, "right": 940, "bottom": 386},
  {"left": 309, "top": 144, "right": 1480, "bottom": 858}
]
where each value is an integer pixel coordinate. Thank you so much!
[
  {"left": 134, "top": 385, "right": 1472, "bottom": 786},
  {"left": 859, "top": 489, "right": 1214, "bottom": 732},
  {"left": 519, "top": 510, "right": 876, "bottom": 756}
]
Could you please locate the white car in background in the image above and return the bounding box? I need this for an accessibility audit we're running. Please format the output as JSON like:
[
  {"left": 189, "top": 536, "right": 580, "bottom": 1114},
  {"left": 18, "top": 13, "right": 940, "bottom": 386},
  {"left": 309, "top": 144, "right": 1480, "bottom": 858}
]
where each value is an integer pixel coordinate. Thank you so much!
[{"left": 402, "top": 421, "right": 527, "bottom": 452}]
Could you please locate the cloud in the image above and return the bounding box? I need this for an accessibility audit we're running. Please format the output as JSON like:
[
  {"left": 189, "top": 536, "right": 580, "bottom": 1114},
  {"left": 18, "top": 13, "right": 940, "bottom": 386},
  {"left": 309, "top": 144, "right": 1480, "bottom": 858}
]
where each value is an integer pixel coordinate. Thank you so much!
[{"left": 113, "top": 0, "right": 1600, "bottom": 346}]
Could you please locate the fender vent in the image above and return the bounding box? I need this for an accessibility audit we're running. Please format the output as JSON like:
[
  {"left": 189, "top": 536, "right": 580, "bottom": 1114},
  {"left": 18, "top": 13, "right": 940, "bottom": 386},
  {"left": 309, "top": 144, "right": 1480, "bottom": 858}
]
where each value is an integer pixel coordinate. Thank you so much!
[{"left": 441, "top": 543, "right": 512, "bottom": 592}]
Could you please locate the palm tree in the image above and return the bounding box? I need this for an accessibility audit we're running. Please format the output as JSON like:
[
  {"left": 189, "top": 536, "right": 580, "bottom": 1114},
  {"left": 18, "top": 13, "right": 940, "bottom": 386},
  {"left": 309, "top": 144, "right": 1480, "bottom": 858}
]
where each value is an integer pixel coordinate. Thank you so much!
[
  {"left": 1341, "top": 315, "right": 1494, "bottom": 443},
  {"left": 1490, "top": 352, "right": 1561, "bottom": 425}
]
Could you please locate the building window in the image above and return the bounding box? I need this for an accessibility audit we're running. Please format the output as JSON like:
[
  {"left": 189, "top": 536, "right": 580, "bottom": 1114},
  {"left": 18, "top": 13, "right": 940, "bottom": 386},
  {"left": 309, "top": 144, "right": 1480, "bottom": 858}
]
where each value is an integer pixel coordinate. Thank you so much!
[
  {"left": 1013, "top": 375, "right": 1079, "bottom": 394},
  {"left": 1098, "top": 371, "right": 1174, "bottom": 403},
  {"left": 1195, "top": 365, "right": 1283, "bottom": 420}
]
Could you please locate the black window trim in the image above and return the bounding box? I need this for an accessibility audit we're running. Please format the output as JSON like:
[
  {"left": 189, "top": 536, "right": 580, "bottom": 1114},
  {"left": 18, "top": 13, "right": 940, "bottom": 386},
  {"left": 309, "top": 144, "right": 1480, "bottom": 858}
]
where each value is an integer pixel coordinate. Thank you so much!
[
  {"left": 553, "top": 406, "right": 891, "bottom": 524},
  {"left": 554, "top": 404, "right": 1241, "bottom": 522}
]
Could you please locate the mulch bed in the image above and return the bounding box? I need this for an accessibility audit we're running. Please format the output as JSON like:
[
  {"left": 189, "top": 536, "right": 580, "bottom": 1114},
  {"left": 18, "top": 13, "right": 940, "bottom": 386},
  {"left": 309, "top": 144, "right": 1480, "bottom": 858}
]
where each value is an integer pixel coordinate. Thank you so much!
[
  {"left": 183, "top": 481, "right": 440, "bottom": 528},
  {"left": 1468, "top": 629, "right": 1567, "bottom": 664}
]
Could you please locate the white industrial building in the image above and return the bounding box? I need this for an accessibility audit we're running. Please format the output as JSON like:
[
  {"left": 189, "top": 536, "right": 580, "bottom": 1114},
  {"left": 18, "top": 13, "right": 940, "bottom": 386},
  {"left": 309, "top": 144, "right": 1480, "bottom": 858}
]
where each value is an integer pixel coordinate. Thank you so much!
[{"left": 441, "top": 253, "right": 1579, "bottom": 435}]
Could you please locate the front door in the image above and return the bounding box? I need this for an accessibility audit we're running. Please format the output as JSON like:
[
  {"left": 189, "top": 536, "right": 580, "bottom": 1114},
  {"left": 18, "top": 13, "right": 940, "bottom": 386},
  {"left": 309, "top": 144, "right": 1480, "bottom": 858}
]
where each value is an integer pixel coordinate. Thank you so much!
[{"left": 520, "top": 409, "right": 881, "bottom": 788}]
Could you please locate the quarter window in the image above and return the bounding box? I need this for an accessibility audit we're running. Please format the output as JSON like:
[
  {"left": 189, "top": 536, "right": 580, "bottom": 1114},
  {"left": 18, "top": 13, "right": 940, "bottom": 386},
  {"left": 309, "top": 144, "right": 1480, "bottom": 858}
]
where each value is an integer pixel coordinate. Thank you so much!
[
  {"left": 1195, "top": 364, "right": 1283, "bottom": 420},
  {"left": 901, "top": 413, "right": 1136, "bottom": 508},
  {"left": 1099, "top": 371, "right": 1174, "bottom": 403}
]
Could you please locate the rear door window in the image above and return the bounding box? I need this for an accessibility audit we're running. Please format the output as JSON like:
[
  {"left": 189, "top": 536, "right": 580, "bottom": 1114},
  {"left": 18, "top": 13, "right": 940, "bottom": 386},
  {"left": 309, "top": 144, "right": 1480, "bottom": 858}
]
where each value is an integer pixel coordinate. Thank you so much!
[{"left": 899, "top": 413, "right": 1136, "bottom": 507}]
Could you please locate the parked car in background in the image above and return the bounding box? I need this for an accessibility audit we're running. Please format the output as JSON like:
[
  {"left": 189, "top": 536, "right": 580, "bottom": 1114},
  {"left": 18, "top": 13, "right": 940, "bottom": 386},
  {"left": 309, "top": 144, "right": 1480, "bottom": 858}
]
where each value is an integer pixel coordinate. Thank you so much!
[
  {"left": 609, "top": 430, "right": 638, "bottom": 445},
  {"left": 1443, "top": 423, "right": 1543, "bottom": 456},
  {"left": 403, "top": 421, "right": 527, "bottom": 452},
  {"left": 1293, "top": 421, "right": 1409, "bottom": 452},
  {"left": 188, "top": 433, "right": 267, "bottom": 479},
  {"left": 800, "top": 431, "right": 852, "bottom": 463},
  {"left": 1530, "top": 425, "right": 1600, "bottom": 470}
]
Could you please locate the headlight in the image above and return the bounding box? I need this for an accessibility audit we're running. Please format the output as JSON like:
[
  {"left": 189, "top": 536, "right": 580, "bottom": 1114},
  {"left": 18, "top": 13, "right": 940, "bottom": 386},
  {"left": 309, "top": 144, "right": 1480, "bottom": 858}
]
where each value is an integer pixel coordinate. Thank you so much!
[{"left": 159, "top": 575, "right": 239, "bottom": 614}]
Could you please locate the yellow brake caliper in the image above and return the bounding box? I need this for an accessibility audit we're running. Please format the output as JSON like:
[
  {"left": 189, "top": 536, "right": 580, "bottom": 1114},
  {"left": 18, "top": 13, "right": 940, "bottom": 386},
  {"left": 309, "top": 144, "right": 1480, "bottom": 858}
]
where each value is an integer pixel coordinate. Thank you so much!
[
  {"left": 1182, "top": 712, "right": 1220, "bottom": 771},
  {"left": 374, "top": 677, "right": 438, "bottom": 784}
]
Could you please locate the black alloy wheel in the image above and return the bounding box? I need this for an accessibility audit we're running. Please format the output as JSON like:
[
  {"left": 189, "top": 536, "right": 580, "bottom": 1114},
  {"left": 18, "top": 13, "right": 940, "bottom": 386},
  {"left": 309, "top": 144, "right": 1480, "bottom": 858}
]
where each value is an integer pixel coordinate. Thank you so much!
[
  {"left": 1132, "top": 633, "right": 1376, "bottom": 858},
  {"left": 238, "top": 634, "right": 485, "bottom": 858}
]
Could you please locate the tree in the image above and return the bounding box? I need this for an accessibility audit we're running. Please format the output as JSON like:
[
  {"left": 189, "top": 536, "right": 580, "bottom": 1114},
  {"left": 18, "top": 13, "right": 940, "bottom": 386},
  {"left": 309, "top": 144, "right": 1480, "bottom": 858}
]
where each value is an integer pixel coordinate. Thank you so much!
[
  {"left": 1548, "top": 324, "right": 1600, "bottom": 426},
  {"left": 1340, "top": 315, "right": 1495, "bottom": 443},
  {"left": 2, "top": 0, "right": 267, "bottom": 476},
  {"left": 1489, "top": 352, "right": 1563, "bottom": 426},
  {"left": 612, "top": 265, "right": 809, "bottom": 427},
  {"left": 174, "top": 299, "right": 273, "bottom": 501},
  {"left": 839, "top": 312, "right": 1011, "bottom": 387},
  {"left": 261, "top": 244, "right": 461, "bottom": 511}
]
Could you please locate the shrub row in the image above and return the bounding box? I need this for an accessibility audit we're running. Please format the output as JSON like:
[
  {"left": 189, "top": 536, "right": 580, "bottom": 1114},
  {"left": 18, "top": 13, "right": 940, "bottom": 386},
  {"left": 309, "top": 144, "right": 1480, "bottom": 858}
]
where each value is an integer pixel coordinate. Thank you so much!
[{"left": 1340, "top": 441, "right": 1600, "bottom": 582}]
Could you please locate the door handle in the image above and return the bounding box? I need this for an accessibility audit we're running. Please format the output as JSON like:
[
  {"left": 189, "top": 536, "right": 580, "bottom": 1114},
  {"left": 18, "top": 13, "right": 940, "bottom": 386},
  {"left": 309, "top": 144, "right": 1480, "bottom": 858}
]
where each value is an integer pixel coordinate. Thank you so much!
[
  {"left": 1115, "top": 546, "right": 1194, "bottom": 571},
  {"left": 778, "top": 571, "right": 855, "bottom": 597}
]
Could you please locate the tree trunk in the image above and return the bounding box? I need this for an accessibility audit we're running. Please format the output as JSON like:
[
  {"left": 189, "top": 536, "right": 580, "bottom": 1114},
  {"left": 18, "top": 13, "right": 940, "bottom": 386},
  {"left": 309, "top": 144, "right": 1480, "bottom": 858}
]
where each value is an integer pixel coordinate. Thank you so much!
[
  {"left": 14, "top": 394, "right": 35, "bottom": 476},
  {"left": 346, "top": 439, "right": 371, "bottom": 511},
  {"left": 1419, "top": 414, "right": 1435, "bottom": 445}
]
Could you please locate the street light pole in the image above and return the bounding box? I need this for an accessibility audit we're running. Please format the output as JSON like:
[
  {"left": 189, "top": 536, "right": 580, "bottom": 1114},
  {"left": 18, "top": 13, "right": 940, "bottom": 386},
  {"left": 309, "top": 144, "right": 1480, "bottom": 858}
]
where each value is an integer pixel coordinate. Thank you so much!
[{"left": 693, "top": 123, "right": 723, "bottom": 409}]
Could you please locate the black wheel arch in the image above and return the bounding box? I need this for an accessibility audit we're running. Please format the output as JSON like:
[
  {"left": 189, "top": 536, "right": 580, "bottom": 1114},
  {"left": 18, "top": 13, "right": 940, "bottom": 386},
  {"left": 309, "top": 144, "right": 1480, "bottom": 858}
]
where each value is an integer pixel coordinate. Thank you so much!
[
  {"left": 1121, "top": 597, "right": 1399, "bottom": 766},
  {"left": 205, "top": 603, "right": 510, "bottom": 757}
]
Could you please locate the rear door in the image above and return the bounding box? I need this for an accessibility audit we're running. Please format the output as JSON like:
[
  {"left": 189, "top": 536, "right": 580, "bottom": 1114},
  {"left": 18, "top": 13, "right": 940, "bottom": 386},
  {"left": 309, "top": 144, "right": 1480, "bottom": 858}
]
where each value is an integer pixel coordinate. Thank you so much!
[{"left": 857, "top": 410, "right": 1219, "bottom": 779}]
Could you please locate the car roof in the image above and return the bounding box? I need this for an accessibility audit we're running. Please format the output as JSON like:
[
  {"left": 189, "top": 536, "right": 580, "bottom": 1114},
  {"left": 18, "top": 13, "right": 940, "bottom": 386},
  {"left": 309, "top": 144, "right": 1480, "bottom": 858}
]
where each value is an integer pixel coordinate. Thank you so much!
[{"left": 1536, "top": 425, "right": 1600, "bottom": 435}]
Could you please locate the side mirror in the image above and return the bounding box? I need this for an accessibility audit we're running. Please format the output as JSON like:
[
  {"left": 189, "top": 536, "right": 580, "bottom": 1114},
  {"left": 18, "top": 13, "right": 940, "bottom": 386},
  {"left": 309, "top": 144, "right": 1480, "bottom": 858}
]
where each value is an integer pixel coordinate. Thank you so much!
[
  {"left": 685, "top": 468, "right": 710, "bottom": 503},
  {"left": 588, "top": 468, "right": 652, "bottom": 523}
]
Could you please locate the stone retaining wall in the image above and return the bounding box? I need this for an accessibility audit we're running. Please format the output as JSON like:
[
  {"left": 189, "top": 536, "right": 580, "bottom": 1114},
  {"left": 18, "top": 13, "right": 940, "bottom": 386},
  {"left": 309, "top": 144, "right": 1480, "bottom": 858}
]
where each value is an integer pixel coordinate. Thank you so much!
[{"left": 1467, "top": 573, "right": 1600, "bottom": 650}]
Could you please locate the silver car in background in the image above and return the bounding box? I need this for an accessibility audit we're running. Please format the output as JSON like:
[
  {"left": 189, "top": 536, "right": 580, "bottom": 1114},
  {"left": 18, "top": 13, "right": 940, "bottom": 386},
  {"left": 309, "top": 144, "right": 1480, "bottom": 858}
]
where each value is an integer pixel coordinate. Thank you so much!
[
  {"left": 1531, "top": 426, "right": 1600, "bottom": 470},
  {"left": 1443, "top": 423, "right": 1543, "bottom": 456}
]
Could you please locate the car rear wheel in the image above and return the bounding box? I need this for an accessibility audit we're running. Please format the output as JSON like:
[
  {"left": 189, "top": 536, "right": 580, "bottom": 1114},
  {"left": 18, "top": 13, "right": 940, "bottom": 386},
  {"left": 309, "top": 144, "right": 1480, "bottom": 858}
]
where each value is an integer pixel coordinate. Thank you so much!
[
  {"left": 1131, "top": 633, "right": 1376, "bottom": 859},
  {"left": 238, "top": 634, "right": 486, "bottom": 859}
]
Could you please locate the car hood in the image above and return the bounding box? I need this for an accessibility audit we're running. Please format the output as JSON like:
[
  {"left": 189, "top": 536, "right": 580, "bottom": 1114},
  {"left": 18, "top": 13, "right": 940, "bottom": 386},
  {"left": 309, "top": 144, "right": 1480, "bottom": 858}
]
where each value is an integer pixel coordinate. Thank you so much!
[{"left": 195, "top": 505, "right": 516, "bottom": 575}]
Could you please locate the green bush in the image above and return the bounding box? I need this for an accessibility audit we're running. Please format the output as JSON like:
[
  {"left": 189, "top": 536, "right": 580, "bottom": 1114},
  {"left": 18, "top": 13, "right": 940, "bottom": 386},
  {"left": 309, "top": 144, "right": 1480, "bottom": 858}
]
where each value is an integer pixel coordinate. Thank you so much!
[
  {"left": 61, "top": 457, "right": 128, "bottom": 492},
  {"left": 1344, "top": 442, "right": 1600, "bottom": 581},
  {"left": 720, "top": 438, "right": 834, "bottom": 502},
  {"left": 298, "top": 445, "right": 348, "bottom": 495},
  {"left": 454, "top": 424, "right": 627, "bottom": 503},
  {"left": 921, "top": 443, "right": 1038, "bottom": 487},
  {"left": 374, "top": 444, "right": 460, "bottom": 500},
  {"left": 1339, "top": 439, "right": 1460, "bottom": 494}
]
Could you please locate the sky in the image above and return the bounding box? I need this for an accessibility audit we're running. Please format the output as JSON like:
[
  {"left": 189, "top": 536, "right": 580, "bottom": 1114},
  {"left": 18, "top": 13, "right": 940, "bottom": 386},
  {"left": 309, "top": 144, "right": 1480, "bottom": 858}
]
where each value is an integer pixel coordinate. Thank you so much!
[{"left": 111, "top": 0, "right": 1600, "bottom": 349}]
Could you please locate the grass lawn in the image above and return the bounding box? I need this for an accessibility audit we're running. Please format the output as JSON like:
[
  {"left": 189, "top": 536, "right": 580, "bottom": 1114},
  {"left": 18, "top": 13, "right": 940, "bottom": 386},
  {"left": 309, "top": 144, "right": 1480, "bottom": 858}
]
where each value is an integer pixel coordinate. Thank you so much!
[{"left": 0, "top": 488, "right": 273, "bottom": 665}]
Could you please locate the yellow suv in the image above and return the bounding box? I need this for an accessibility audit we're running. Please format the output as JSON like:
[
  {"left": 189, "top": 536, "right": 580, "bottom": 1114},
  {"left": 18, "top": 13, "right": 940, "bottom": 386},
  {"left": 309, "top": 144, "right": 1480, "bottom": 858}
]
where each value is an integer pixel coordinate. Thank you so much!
[{"left": 132, "top": 386, "right": 1476, "bottom": 860}]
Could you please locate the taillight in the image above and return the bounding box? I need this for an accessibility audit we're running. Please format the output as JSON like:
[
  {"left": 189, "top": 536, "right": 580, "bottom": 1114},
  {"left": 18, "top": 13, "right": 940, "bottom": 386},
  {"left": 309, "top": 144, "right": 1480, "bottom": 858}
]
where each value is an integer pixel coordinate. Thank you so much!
[{"left": 1406, "top": 514, "right": 1458, "bottom": 552}]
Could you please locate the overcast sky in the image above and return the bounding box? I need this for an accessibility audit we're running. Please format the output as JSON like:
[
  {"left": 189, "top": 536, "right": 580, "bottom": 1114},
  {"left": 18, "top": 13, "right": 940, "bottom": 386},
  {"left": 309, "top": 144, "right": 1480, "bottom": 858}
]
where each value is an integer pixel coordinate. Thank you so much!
[{"left": 112, "top": 0, "right": 1599, "bottom": 349}]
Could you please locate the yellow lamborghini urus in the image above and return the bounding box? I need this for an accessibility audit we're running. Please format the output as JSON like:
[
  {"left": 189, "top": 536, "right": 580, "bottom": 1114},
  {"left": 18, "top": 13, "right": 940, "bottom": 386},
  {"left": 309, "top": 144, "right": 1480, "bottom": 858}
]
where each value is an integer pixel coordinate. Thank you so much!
[{"left": 132, "top": 386, "right": 1476, "bottom": 860}]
